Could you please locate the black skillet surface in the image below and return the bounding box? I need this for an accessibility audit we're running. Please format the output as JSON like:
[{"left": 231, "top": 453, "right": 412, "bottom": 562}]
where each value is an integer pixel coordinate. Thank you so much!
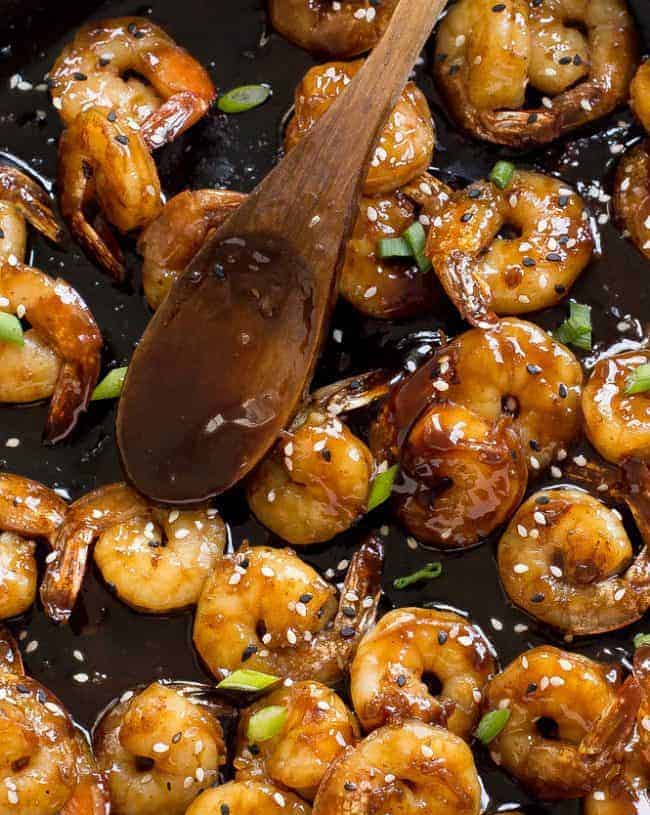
[{"left": 0, "top": 1, "right": 649, "bottom": 812}]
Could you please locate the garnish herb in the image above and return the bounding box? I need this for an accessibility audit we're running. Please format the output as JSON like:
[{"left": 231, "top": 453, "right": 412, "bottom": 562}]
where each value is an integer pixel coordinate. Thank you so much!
[
  {"left": 216, "top": 669, "right": 280, "bottom": 692},
  {"left": 403, "top": 221, "right": 432, "bottom": 273},
  {"left": 246, "top": 705, "right": 287, "bottom": 743},
  {"left": 367, "top": 464, "right": 399, "bottom": 512},
  {"left": 475, "top": 709, "right": 511, "bottom": 744},
  {"left": 0, "top": 312, "right": 24, "bottom": 346},
  {"left": 217, "top": 85, "right": 271, "bottom": 114},
  {"left": 634, "top": 633, "right": 650, "bottom": 649},
  {"left": 554, "top": 301, "right": 592, "bottom": 351},
  {"left": 393, "top": 562, "right": 442, "bottom": 590},
  {"left": 377, "top": 237, "right": 413, "bottom": 259},
  {"left": 91, "top": 367, "right": 128, "bottom": 401},
  {"left": 625, "top": 363, "right": 650, "bottom": 396},
  {"left": 489, "top": 161, "right": 516, "bottom": 190}
]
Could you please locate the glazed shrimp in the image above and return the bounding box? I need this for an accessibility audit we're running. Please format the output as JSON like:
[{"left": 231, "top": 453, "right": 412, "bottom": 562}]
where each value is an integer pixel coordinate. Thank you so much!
[
  {"left": 582, "top": 351, "right": 650, "bottom": 464},
  {"left": 285, "top": 60, "right": 435, "bottom": 195},
  {"left": 426, "top": 172, "right": 594, "bottom": 325},
  {"left": 40, "top": 482, "right": 225, "bottom": 623},
  {"left": 483, "top": 646, "right": 640, "bottom": 799},
  {"left": 93, "top": 682, "right": 227, "bottom": 815},
  {"left": 350, "top": 608, "right": 496, "bottom": 739},
  {"left": 498, "top": 488, "right": 650, "bottom": 636},
  {"left": 0, "top": 473, "right": 66, "bottom": 619},
  {"left": 234, "top": 681, "right": 360, "bottom": 800},
  {"left": 193, "top": 536, "right": 383, "bottom": 684},
  {"left": 248, "top": 372, "right": 388, "bottom": 546},
  {"left": 312, "top": 720, "right": 481, "bottom": 815},
  {"left": 49, "top": 18, "right": 216, "bottom": 151},
  {"left": 268, "top": 0, "right": 399, "bottom": 58},
  {"left": 58, "top": 107, "right": 163, "bottom": 281},
  {"left": 138, "top": 189, "right": 247, "bottom": 309},
  {"left": 186, "top": 782, "right": 311, "bottom": 815},
  {"left": 434, "top": 0, "right": 638, "bottom": 147}
]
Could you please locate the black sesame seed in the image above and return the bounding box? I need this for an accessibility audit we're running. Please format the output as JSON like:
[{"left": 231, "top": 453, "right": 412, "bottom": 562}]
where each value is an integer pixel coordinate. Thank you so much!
[
  {"left": 526, "top": 682, "right": 538, "bottom": 694},
  {"left": 166, "top": 782, "right": 172, "bottom": 792},
  {"left": 220, "top": 806, "right": 230, "bottom": 815},
  {"left": 438, "top": 631, "right": 448, "bottom": 645},
  {"left": 558, "top": 56, "right": 572, "bottom": 65},
  {"left": 526, "top": 364, "right": 542, "bottom": 375},
  {"left": 242, "top": 644, "right": 258, "bottom": 661},
  {"left": 249, "top": 744, "right": 260, "bottom": 755},
  {"left": 36, "top": 689, "right": 46, "bottom": 704},
  {"left": 397, "top": 675, "right": 407, "bottom": 687},
  {"left": 341, "top": 626, "right": 356, "bottom": 639},
  {"left": 531, "top": 593, "right": 545, "bottom": 603},
  {"left": 214, "top": 263, "right": 226, "bottom": 280},
  {"left": 16, "top": 683, "right": 30, "bottom": 694},
  {"left": 449, "top": 64, "right": 460, "bottom": 76},
  {"left": 492, "top": 3, "right": 506, "bottom": 10},
  {"left": 558, "top": 234, "right": 570, "bottom": 245},
  {"left": 558, "top": 383, "right": 568, "bottom": 398},
  {"left": 99, "top": 57, "right": 111, "bottom": 67},
  {"left": 321, "top": 448, "right": 332, "bottom": 462},
  {"left": 172, "top": 732, "right": 182, "bottom": 744},
  {"left": 344, "top": 782, "right": 358, "bottom": 792},
  {"left": 460, "top": 211, "right": 473, "bottom": 223},
  {"left": 299, "top": 593, "right": 313, "bottom": 603},
  {"left": 555, "top": 284, "right": 566, "bottom": 294},
  {"left": 529, "top": 439, "right": 540, "bottom": 451},
  {"left": 558, "top": 195, "right": 569, "bottom": 207},
  {"left": 127, "top": 22, "right": 138, "bottom": 34},
  {"left": 532, "top": 0, "right": 542, "bottom": 6},
  {"left": 546, "top": 252, "right": 562, "bottom": 262},
  {"left": 0, "top": 228, "right": 5, "bottom": 239},
  {"left": 107, "top": 110, "right": 117, "bottom": 123},
  {"left": 240, "top": 558, "right": 250, "bottom": 569},
  {"left": 134, "top": 30, "right": 146, "bottom": 38},
  {"left": 527, "top": 112, "right": 538, "bottom": 124},
  {"left": 573, "top": 54, "right": 582, "bottom": 66},
  {"left": 342, "top": 606, "right": 356, "bottom": 618},
  {"left": 535, "top": 495, "right": 550, "bottom": 505},
  {"left": 522, "top": 256, "right": 536, "bottom": 267},
  {"left": 468, "top": 188, "right": 481, "bottom": 199},
  {"left": 437, "top": 53, "right": 448, "bottom": 63},
  {"left": 115, "top": 134, "right": 129, "bottom": 146},
  {"left": 73, "top": 72, "right": 87, "bottom": 81}
]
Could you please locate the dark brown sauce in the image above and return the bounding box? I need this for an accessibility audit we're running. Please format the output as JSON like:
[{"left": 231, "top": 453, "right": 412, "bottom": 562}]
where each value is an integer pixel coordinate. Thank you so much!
[{"left": 118, "top": 233, "right": 316, "bottom": 502}]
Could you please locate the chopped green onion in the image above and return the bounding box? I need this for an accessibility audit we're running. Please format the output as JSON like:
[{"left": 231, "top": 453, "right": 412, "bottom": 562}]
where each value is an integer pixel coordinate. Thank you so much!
[
  {"left": 217, "top": 85, "right": 271, "bottom": 114},
  {"left": 489, "top": 161, "right": 516, "bottom": 190},
  {"left": 377, "top": 237, "right": 413, "bottom": 259},
  {"left": 554, "top": 301, "right": 592, "bottom": 351},
  {"left": 247, "top": 705, "right": 287, "bottom": 743},
  {"left": 402, "top": 221, "right": 432, "bottom": 273},
  {"left": 393, "top": 562, "right": 442, "bottom": 590},
  {"left": 216, "top": 669, "right": 280, "bottom": 693},
  {"left": 91, "top": 367, "right": 128, "bottom": 401},
  {"left": 367, "top": 464, "right": 399, "bottom": 511},
  {"left": 0, "top": 312, "right": 24, "bottom": 346},
  {"left": 625, "top": 363, "right": 650, "bottom": 396},
  {"left": 475, "top": 709, "right": 511, "bottom": 744},
  {"left": 634, "top": 633, "right": 650, "bottom": 649}
]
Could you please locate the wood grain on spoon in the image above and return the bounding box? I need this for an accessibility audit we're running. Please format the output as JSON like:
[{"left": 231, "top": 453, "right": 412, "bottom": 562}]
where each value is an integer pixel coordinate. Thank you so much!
[{"left": 118, "top": 0, "right": 448, "bottom": 503}]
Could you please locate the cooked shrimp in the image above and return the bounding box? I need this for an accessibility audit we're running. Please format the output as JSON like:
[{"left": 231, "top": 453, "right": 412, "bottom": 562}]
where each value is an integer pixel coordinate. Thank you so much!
[
  {"left": 434, "top": 0, "right": 638, "bottom": 147},
  {"left": 0, "top": 473, "right": 66, "bottom": 619},
  {"left": 193, "top": 536, "right": 383, "bottom": 684},
  {"left": 582, "top": 351, "right": 650, "bottom": 464},
  {"left": 426, "top": 172, "right": 594, "bottom": 325},
  {"left": 615, "top": 143, "right": 650, "bottom": 261},
  {"left": 285, "top": 60, "right": 435, "bottom": 195},
  {"left": 483, "top": 646, "right": 640, "bottom": 799},
  {"left": 498, "top": 488, "right": 650, "bottom": 636},
  {"left": 234, "top": 681, "right": 359, "bottom": 800},
  {"left": 312, "top": 720, "right": 481, "bottom": 815},
  {"left": 40, "top": 482, "right": 225, "bottom": 622},
  {"left": 49, "top": 18, "right": 216, "bottom": 150},
  {"left": 339, "top": 173, "right": 449, "bottom": 318},
  {"left": 0, "top": 626, "right": 23, "bottom": 674},
  {"left": 93, "top": 682, "right": 227, "bottom": 815},
  {"left": 58, "top": 107, "right": 163, "bottom": 280},
  {"left": 0, "top": 164, "right": 62, "bottom": 254},
  {"left": 248, "top": 373, "right": 388, "bottom": 546},
  {"left": 138, "top": 189, "right": 246, "bottom": 309},
  {"left": 268, "top": 0, "right": 398, "bottom": 58},
  {"left": 186, "top": 781, "right": 311, "bottom": 815},
  {"left": 350, "top": 607, "right": 496, "bottom": 739}
]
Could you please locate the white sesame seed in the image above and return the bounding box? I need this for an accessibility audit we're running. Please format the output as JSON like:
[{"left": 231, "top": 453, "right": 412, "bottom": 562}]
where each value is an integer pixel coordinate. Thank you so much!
[
  {"left": 513, "top": 564, "right": 529, "bottom": 574},
  {"left": 153, "top": 742, "right": 169, "bottom": 753}
]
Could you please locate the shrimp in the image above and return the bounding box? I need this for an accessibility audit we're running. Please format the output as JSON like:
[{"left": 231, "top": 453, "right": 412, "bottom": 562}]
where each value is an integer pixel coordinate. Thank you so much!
[
  {"left": 425, "top": 171, "right": 594, "bottom": 325},
  {"left": 339, "top": 173, "right": 449, "bottom": 318},
  {"left": 234, "top": 681, "right": 360, "bottom": 800},
  {"left": 498, "top": 488, "right": 650, "bottom": 636},
  {"left": 350, "top": 607, "right": 496, "bottom": 739},
  {"left": 186, "top": 782, "right": 311, "bottom": 815},
  {"left": 582, "top": 351, "right": 650, "bottom": 465},
  {"left": 434, "top": 0, "right": 638, "bottom": 147},
  {"left": 40, "top": 482, "right": 225, "bottom": 623},
  {"left": 285, "top": 60, "right": 435, "bottom": 195},
  {"left": 482, "top": 645, "right": 640, "bottom": 799},
  {"left": 58, "top": 107, "right": 163, "bottom": 281},
  {"left": 312, "top": 720, "right": 481, "bottom": 815},
  {"left": 49, "top": 18, "right": 216, "bottom": 151},
  {"left": 138, "top": 189, "right": 247, "bottom": 309},
  {"left": 248, "top": 372, "right": 388, "bottom": 546},
  {"left": 93, "top": 682, "right": 227, "bottom": 815},
  {"left": 0, "top": 473, "right": 66, "bottom": 620},
  {"left": 192, "top": 536, "right": 383, "bottom": 684},
  {"left": 268, "top": 0, "right": 399, "bottom": 58}
]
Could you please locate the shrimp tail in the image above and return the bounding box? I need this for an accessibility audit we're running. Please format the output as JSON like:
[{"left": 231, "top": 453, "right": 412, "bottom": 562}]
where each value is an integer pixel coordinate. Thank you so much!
[
  {"left": 141, "top": 91, "right": 213, "bottom": 151},
  {"left": 44, "top": 357, "right": 100, "bottom": 445},
  {"left": 333, "top": 534, "right": 384, "bottom": 649},
  {"left": 0, "top": 625, "right": 24, "bottom": 675},
  {"left": 61, "top": 733, "right": 111, "bottom": 815},
  {"left": 476, "top": 108, "right": 561, "bottom": 148},
  {"left": 0, "top": 164, "right": 63, "bottom": 244},
  {"left": 41, "top": 483, "right": 149, "bottom": 623},
  {"left": 435, "top": 251, "right": 499, "bottom": 328}
]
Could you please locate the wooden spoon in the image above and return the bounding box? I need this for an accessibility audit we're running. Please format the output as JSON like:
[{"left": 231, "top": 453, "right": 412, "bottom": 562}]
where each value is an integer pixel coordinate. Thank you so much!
[{"left": 118, "top": 0, "right": 447, "bottom": 503}]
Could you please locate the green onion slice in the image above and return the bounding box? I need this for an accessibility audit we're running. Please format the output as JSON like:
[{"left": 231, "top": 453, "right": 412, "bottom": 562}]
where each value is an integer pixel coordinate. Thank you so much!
[
  {"left": 634, "top": 633, "right": 650, "bottom": 650},
  {"left": 247, "top": 705, "right": 287, "bottom": 743},
  {"left": 475, "top": 709, "right": 511, "bottom": 744},
  {"left": 217, "top": 85, "right": 271, "bottom": 114},
  {"left": 403, "top": 221, "right": 432, "bottom": 273},
  {"left": 216, "top": 669, "right": 280, "bottom": 693},
  {"left": 489, "top": 161, "right": 516, "bottom": 190},
  {"left": 377, "top": 237, "right": 413, "bottom": 259},
  {"left": 91, "top": 367, "right": 128, "bottom": 401},
  {"left": 554, "top": 301, "right": 592, "bottom": 351},
  {"left": 367, "top": 464, "right": 399, "bottom": 512},
  {"left": 0, "top": 312, "right": 24, "bottom": 346},
  {"left": 393, "top": 562, "right": 442, "bottom": 590},
  {"left": 625, "top": 363, "right": 650, "bottom": 396}
]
